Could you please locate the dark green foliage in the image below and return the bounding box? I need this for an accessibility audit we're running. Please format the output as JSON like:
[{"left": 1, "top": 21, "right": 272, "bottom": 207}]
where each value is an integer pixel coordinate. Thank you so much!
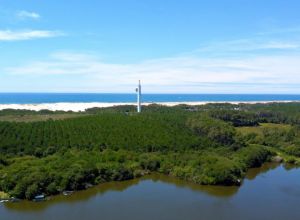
[
  {"left": 0, "top": 155, "right": 9, "bottom": 166},
  {"left": 1, "top": 103, "right": 300, "bottom": 200},
  {"left": 140, "top": 155, "right": 161, "bottom": 171},
  {"left": 198, "top": 155, "right": 242, "bottom": 185},
  {"left": 283, "top": 146, "right": 300, "bottom": 157},
  {"left": 46, "top": 182, "right": 58, "bottom": 195},
  {"left": 237, "top": 102, "right": 300, "bottom": 124},
  {"left": 234, "top": 145, "right": 271, "bottom": 169},
  {"left": 209, "top": 110, "right": 259, "bottom": 127},
  {"left": 187, "top": 114, "right": 236, "bottom": 145},
  {"left": 239, "top": 124, "right": 300, "bottom": 157},
  {"left": 159, "top": 152, "right": 244, "bottom": 185},
  {"left": 25, "top": 184, "right": 39, "bottom": 200},
  {"left": 0, "top": 113, "right": 201, "bottom": 155}
]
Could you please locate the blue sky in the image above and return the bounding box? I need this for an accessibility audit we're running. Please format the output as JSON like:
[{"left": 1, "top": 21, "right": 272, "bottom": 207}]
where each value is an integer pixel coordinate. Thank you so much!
[{"left": 0, "top": 0, "right": 300, "bottom": 93}]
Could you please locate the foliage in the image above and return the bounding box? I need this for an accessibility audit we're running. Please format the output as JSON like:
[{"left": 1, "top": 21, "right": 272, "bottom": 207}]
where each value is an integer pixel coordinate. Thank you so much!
[
  {"left": 0, "top": 103, "right": 300, "bottom": 199},
  {"left": 186, "top": 114, "right": 236, "bottom": 145}
]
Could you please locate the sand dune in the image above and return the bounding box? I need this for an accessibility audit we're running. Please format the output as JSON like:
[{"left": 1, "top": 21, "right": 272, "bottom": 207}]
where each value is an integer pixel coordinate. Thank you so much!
[{"left": 0, "top": 101, "right": 298, "bottom": 112}]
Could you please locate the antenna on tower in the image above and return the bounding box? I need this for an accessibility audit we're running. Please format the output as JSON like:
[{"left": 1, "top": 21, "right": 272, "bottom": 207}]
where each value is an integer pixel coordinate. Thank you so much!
[{"left": 136, "top": 80, "right": 142, "bottom": 113}]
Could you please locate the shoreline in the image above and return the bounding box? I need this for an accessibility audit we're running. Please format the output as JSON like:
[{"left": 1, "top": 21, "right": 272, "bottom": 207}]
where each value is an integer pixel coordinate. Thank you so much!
[
  {"left": 0, "top": 100, "right": 299, "bottom": 112},
  {"left": 1, "top": 161, "right": 294, "bottom": 203}
]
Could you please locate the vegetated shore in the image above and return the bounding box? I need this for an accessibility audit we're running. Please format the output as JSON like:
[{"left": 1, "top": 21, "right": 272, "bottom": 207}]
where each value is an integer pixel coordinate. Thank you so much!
[
  {"left": 0, "top": 100, "right": 299, "bottom": 112},
  {"left": 1, "top": 102, "right": 300, "bottom": 201}
]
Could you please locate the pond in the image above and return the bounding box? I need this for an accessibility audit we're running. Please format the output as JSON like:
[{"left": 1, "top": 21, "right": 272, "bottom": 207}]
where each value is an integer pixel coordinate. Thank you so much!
[{"left": 1, "top": 163, "right": 300, "bottom": 220}]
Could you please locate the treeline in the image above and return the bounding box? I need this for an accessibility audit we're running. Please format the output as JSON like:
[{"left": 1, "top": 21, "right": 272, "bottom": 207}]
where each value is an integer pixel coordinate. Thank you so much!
[
  {"left": 0, "top": 109, "right": 72, "bottom": 116},
  {"left": 0, "top": 146, "right": 271, "bottom": 200},
  {"left": 206, "top": 102, "right": 300, "bottom": 125},
  {"left": 1, "top": 103, "right": 300, "bottom": 199},
  {"left": 0, "top": 113, "right": 205, "bottom": 156}
]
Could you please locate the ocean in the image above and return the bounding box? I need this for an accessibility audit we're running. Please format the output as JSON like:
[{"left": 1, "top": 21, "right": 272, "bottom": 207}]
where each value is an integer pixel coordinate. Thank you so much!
[{"left": 0, "top": 93, "right": 300, "bottom": 104}]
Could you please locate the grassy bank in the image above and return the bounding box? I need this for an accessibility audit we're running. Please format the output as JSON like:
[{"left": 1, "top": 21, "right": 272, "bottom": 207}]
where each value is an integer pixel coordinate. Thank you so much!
[
  {"left": 0, "top": 113, "right": 86, "bottom": 122},
  {"left": 0, "top": 191, "right": 10, "bottom": 200},
  {"left": 236, "top": 123, "right": 300, "bottom": 164}
]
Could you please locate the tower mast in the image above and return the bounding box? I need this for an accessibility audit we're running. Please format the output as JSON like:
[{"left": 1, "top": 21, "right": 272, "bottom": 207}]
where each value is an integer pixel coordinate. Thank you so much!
[{"left": 136, "top": 80, "right": 142, "bottom": 113}]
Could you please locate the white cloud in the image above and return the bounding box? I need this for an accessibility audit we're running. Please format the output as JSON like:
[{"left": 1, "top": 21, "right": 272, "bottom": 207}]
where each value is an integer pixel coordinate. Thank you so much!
[
  {"left": 0, "top": 30, "right": 64, "bottom": 41},
  {"left": 17, "top": 10, "right": 40, "bottom": 20},
  {"left": 3, "top": 34, "right": 300, "bottom": 93},
  {"left": 5, "top": 51, "right": 300, "bottom": 93},
  {"left": 257, "top": 27, "right": 300, "bottom": 36},
  {"left": 261, "top": 42, "right": 299, "bottom": 49},
  {"left": 194, "top": 39, "right": 300, "bottom": 55}
]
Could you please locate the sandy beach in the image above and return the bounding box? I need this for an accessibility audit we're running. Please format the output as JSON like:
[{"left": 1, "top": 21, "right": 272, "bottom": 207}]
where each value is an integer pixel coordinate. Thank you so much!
[{"left": 0, "top": 101, "right": 298, "bottom": 112}]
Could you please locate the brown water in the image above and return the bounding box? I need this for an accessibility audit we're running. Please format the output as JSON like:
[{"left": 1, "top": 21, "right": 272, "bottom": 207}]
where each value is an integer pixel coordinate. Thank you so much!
[{"left": 1, "top": 163, "right": 300, "bottom": 220}]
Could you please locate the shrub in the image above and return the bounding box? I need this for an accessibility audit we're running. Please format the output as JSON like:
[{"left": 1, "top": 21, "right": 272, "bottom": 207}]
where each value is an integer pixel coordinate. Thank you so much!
[
  {"left": 187, "top": 115, "right": 236, "bottom": 145},
  {"left": 284, "top": 146, "right": 300, "bottom": 157}
]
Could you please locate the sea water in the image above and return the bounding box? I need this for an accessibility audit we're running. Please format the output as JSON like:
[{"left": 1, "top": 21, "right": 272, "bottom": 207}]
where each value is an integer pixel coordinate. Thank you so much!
[{"left": 0, "top": 93, "right": 300, "bottom": 104}]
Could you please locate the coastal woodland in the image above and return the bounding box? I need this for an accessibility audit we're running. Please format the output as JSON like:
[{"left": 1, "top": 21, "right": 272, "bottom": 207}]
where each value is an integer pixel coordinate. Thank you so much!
[{"left": 1, "top": 103, "right": 300, "bottom": 200}]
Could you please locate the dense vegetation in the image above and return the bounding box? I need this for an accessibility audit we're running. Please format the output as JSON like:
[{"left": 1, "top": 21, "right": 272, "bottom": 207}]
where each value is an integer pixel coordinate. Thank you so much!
[{"left": 1, "top": 103, "right": 300, "bottom": 200}]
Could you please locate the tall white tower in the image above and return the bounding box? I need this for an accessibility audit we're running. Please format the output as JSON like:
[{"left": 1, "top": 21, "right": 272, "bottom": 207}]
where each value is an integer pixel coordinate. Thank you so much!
[{"left": 136, "top": 80, "right": 142, "bottom": 113}]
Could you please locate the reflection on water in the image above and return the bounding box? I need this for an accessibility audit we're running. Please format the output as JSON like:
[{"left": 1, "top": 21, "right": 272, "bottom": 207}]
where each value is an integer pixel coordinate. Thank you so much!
[
  {"left": 4, "top": 178, "right": 141, "bottom": 212},
  {"left": 4, "top": 174, "right": 239, "bottom": 212},
  {"left": 4, "top": 162, "right": 280, "bottom": 212},
  {"left": 149, "top": 173, "right": 239, "bottom": 197},
  {"left": 245, "top": 162, "right": 279, "bottom": 180},
  {"left": 2, "top": 163, "right": 300, "bottom": 220}
]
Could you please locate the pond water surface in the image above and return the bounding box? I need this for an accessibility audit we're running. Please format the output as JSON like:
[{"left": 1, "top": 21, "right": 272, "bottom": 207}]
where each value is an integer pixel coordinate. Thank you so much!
[{"left": 1, "top": 163, "right": 300, "bottom": 220}]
